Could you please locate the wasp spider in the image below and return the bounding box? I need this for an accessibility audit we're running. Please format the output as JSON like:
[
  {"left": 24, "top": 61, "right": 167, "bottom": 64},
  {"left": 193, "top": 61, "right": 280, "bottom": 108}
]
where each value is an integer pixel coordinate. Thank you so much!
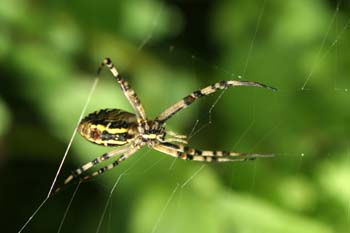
[{"left": 58, "top": 58, "right": 277, "bottom": 190}]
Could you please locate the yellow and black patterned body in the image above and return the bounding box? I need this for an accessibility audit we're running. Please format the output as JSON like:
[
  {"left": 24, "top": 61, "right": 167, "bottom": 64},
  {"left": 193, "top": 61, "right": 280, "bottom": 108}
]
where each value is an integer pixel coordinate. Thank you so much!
[
  {"left": 78, "top": 109, "right": 140, "bottom": 146},
  {"left": 78, "top": 109, "right": 166, "bottom": 146}
]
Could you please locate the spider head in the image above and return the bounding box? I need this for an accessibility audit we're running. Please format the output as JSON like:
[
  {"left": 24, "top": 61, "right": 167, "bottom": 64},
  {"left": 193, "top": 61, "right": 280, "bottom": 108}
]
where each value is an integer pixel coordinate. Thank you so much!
[{"left": 139, "top": 120, "right": 166, "bottom": 142}]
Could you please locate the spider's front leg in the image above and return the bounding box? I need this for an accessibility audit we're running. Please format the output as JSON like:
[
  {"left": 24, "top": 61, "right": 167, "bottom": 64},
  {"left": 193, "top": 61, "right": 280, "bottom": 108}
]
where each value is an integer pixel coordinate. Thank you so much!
[
  {"left": 152, "top": 142, "right": 273, "bottom": 162},
  {"left": 156, "top": 80, "right": 277, "bottom": 123},
  {"left": 162, "top": 130, "right": 188, "bottom": 144},
  {"left": 98, "top": 57, "right": 148, "bottom": 129}
]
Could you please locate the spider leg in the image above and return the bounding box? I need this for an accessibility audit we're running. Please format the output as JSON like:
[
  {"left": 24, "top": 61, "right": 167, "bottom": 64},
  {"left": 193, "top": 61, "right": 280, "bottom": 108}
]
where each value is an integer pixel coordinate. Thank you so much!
[
  {"left": 156, "top": 80, "right": 277, "bottom": 123},
  {"left": 166, "top": 130, "right": 187, "bottom": 139},
  {"left": 98, "top": 58, "right": 148, "bottom": 127},
  {"left": 81, "top": 146, "right": 140, "bottom": 182},
  {"left": 162, "top": 137, "right": 188, "bottom": 144},
  {"left": 152, "top": 142, "right": 273, "bottom": 162},
  {"left": 55, "top": 145, "right": 132, "bottom": 192},
  {"left": 160, "top": 130, "right": 188, "bottom": 144}
]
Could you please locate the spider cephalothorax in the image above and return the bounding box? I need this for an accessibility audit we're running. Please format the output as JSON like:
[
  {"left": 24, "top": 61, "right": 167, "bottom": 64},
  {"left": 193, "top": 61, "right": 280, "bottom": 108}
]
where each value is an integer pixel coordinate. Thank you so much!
[{"left": 57, "top": 57, "right": 277, "bottom": 191}]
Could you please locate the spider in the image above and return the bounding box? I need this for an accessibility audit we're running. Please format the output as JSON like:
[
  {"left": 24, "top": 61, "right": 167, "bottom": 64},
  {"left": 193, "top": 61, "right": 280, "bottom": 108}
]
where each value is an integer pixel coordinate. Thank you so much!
[{"left": 58, "top": 58, "right": 277, "bottom": 190}]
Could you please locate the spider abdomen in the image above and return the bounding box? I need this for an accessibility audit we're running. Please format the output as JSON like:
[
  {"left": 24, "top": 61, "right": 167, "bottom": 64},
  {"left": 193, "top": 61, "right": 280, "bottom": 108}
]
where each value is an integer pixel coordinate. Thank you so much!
[{"left": 78, "top": 109, "right": 138, "bottom": 146}]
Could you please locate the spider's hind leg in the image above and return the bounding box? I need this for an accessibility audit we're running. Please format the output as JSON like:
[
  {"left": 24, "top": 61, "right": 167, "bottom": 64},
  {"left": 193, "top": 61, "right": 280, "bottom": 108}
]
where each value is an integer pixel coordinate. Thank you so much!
[
  {"left": 80, "top": 146, "right": 140, "bottom": 182},
  {"left": 55, "top": 145, "right": 135, "bottom": 193}
]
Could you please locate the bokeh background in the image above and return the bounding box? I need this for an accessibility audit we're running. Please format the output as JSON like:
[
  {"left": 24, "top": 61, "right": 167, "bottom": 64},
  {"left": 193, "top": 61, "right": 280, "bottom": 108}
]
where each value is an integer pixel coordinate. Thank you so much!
[{"left": 1, "top": 0, "right": 349, "bottom": 233}]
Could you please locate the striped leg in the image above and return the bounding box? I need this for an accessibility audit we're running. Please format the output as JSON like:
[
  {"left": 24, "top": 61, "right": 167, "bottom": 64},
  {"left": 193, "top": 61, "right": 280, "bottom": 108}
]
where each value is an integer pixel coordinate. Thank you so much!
[
  {"left": 58, "top": 146, "right": 132, "bottom": 191},
  {"left": 80, "top": 146, "right": 140, "bottom": 181},
  {"left": 156, "top": 80, "right": 277, "bottom": 123},
  {"left": 98, "top": 58, "right": 148, "bottom": 127},
  {"left": 152, "top": 142, "right": 273, "bottom": 162}
]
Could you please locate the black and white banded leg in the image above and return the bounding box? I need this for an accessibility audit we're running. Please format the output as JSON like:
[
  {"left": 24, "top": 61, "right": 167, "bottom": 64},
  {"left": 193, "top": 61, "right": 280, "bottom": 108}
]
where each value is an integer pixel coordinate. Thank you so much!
[
  {"left": 80, "top": 146, "right": 140, "bottom": 181},
  {"left": 152, "top": 142, "right": 273, "bottom": 162},
  {"left": 156, "top": 80, "right": 277, "bottom": 123},
  {"left": 56, "top": 145, "right": 132, "bottom": 191},
  {"left": 98, "top": 58, "right": 148, "bottom": 127}
]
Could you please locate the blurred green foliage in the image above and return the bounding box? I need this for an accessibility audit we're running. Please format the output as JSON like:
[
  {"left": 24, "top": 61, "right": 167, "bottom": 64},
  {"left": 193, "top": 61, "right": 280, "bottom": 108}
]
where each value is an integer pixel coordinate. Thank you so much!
[{"left": 1, "top": 0, "right": 349, "bottom": 233}]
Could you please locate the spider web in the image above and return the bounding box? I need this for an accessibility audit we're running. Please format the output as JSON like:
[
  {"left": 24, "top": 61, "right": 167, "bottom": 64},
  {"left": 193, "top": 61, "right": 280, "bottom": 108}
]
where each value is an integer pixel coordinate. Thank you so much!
[{"left": 14, "top": 1, "right": 350, "bottom": 233}]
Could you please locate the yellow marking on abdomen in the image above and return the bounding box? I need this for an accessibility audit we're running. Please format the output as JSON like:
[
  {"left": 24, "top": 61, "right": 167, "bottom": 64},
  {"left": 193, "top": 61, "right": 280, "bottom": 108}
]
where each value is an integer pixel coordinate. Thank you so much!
[
  {"left": 91, "top": 124, "right": 128, "bottom": 134},
  {"left": 106, "top": 128, "right": 128, "bottom": 134},
  {"left": 106, "top": 140, "right": 128, "bottom": 145}
]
